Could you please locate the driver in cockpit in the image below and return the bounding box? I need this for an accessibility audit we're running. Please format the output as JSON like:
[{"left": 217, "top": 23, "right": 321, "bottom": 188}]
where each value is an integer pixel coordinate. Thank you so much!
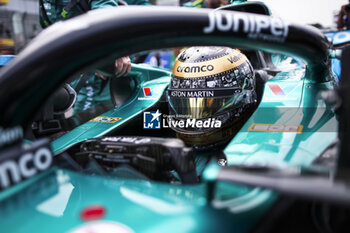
[{"left": 167, "top": 46, "right": 257, "bottom": 150}]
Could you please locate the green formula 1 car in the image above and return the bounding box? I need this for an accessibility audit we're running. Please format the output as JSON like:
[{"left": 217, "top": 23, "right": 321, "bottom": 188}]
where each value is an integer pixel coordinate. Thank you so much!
[{"left": 0, "top": 3, "right": 349, "bottom": 233}]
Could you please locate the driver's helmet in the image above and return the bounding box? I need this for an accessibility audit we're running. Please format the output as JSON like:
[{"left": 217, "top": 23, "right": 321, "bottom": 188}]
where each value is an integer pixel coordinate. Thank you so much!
[{"left": 167, "top": 46, "right": 257, "bottom": 149}]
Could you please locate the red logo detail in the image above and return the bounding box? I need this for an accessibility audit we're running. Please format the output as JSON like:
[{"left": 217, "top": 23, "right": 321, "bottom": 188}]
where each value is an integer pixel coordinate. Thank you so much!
[
  {"left": 268, "top": 84, "right": 285, "bottom": 96},
  {"left": 143, "top": 87, "right": 152, "bottom": 96},
  {"left": 80, "top": 205, "right": 106, "bottom": 221}
]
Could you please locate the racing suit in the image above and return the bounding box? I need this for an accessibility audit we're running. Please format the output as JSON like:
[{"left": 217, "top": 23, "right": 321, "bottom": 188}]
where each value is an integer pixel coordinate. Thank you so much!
[
  {"left": 39, "top": 0, "right": 151, "bottom": 114},
  {"left": 182, "top": 0, "right": 244, "bottom": 8},
  {"left": 182, "top": 0, "right": 206, "bottom": 8},
  {"left": 39, "top": 0, "right": 151, "bottom": 28}
]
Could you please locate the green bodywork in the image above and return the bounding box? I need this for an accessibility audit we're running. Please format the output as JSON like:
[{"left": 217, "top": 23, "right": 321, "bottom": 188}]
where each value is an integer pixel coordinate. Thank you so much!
[
  {"left": 0, "top": 54, "right": 338, "bottom": 232},
  {"left": 0, "top": 0, "right": 338, "bottom": 231},
  {"left": 40, "top": 0, "right": 151, "bottom": 28},
  {"left": 52, "top": 64, "right": 171, "bottom": 153},
  {"left": 0, "top": 167, "right": 276, "bottom": 233}
]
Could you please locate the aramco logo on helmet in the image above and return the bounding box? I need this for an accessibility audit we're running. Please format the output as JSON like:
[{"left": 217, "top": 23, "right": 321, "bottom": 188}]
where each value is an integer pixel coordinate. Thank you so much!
[
  {"left": 143, "top": 110, "right": 221, "bottom": 129},
  {"left": 176, "top": 64, "right": 214, "bottom": 73}
]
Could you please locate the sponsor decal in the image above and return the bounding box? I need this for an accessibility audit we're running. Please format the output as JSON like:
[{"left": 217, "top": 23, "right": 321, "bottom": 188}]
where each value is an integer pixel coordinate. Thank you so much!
[
  {"left": 203, "top": 11, "right": 289, "bottom": 43},
  {"left": 268, "top": 83, "right": 285, "bottom": 96},
  {"left": 168, "top": 88, "right": 240, "bottom": 98},
  {"left": 0, "top": 0, "right": 10, "bottom": 5},
  {"left": 90, "top": 116, "right": 122, "bottom": 123},
  {"left": 0, "top": 126, "right": 23, "bottom": 149},
  {"left": 268, "top": 83, "right": 299, "bottom": 96},
  {"left": 176, "top": 64, "right": 214, "bottom": 73},
  {"left": 0, "top": 140, "right": 53, "bottom": 190},
  {"left": 68, "top": 221, "right": 134, "bottom": 233},
  {"left": 83, "top": 85, "right": 94, "bottom": 111},
  {"left": 0, "top": 38, "right": 14, "bottom": 47},
  {"left": 248, "top": 123, "right": 303, "bottom": 133},
  {"left": 143, "top": 87, "right": 152, "bottom": 97},
  {"left": 170, "top": 90, "right": 215, "bottom": 98},
  {"left": 138, "top": 87, "right": 157, "bottom": 100},
  {"left": 264, "top": 83, "right": 302, "bottom": 101},
  {"left": 143, "top": 110, "right": 162, "bottom": 129},
  {"left": 173, "top": 52, "right": 247, "bottom": 78},
  {"left": 80, "top": 205, "right": 106, "bottom": 221},
  {"left": 102, "top": 137, "right": 151, "bottom": 144}
]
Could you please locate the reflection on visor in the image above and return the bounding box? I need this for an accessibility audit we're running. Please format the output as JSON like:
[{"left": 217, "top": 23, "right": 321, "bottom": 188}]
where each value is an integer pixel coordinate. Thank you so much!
[{"left": 169, "top": 96, "right": 237, "bottom": 119}]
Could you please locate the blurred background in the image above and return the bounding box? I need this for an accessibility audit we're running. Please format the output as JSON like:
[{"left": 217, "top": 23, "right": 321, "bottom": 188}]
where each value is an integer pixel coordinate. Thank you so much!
[{"left": 0, "top": 0, "right": 348, "bottom": 54}]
